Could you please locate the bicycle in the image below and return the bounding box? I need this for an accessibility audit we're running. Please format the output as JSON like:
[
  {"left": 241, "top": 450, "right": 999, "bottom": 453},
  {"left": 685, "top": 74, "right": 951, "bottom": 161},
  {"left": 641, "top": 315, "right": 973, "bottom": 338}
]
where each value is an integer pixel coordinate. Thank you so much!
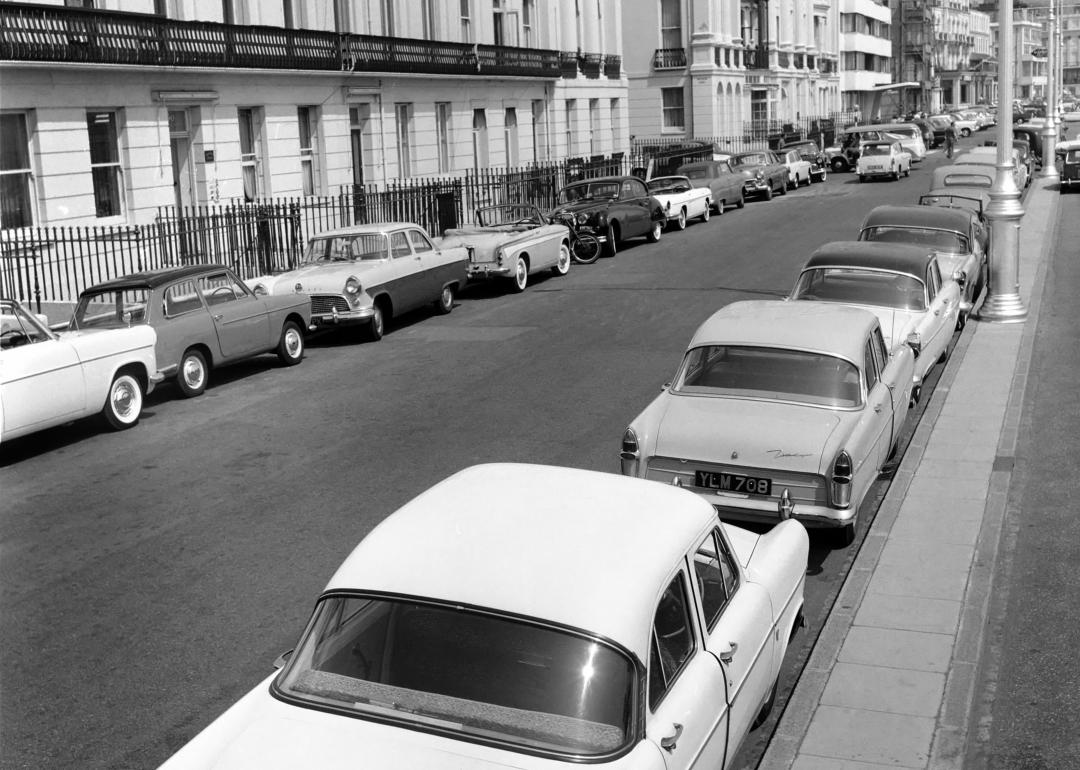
[{"left": 552, "top": 212, "right": 601, "bottom": 264}]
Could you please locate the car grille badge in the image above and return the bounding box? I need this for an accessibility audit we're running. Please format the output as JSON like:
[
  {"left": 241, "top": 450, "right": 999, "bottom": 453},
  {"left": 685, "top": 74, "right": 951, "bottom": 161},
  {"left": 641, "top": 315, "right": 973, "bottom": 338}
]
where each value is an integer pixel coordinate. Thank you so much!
[
  {"left": 295, "top": 282, "right": 303, "bottom": 292},
  {"left": 731, "top": 450, "right": 739, "bottom": 460}
]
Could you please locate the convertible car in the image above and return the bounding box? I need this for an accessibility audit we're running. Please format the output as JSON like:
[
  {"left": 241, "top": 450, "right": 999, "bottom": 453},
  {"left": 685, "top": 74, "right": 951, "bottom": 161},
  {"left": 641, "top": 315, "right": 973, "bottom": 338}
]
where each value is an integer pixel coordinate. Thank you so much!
[
  {"left": 438, "top": 204, "right": 571, "bottom": 292},
  {"left": 789, "top": 242, "right": 960, "bottom": 388},
  {"left": 2, "top": 297, "right": 161, "bottom": 443},
  {"left": 551, "top": 176, "right": 666, "bottom": 257},
  {"left": 620, "top": 300, "right": 914, "bottom": 546},
  {"left": 161, "top": 463, "right": 809, "bottom": 770},
  {"left": 73, "top": 265, "right": 310, "bottom": 398},
  {"left": 859, "top": 205, "right": 987, "bottom": 325},
  {"left": 249, "top": 223, "right": 470, "bottom": 342},
  {"left": 646, "top": 175, "right": 713, "bottom": 229}
]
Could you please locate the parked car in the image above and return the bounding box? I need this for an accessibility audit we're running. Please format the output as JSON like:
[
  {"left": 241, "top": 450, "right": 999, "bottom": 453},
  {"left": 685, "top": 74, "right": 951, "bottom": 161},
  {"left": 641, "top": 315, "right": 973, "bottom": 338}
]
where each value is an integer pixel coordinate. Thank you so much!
[
  {"left": 782, "top": 140, "right": 829, "bottom": 182},
  {"left": 984, "top": 138, "right": 1035, "bottom": 180},
  {"left": 858, "top": 205, "right": 987, "bottom": 326},
  {"left": 929, "top": 164, "right": 995, "bottom": 193},
  {"left": 249, "top": 223, "right": 469, "bottom": 342},
  {"left": 1061, "top": 145, "right": 1080, "bottom": 191},
  {"left": 439, "top": 204, "right": 571, "bottom": 292},
  {"left": 729, "top": 150, "right": 789, "bottom": 200},
  {"left": 949, "top": 112, "right": 979, "bottom": 137},
  {"left": 927, "top": 115, "right": 954, "bottom": 147},
  {"left": 953, "top": 147, "right": 1027, "bottom": 189},
  {"left": 619, "top": 300, "right": 914, "bottom": 546},
  {"left": 905, "top": 116, "right": 937, "bottom": 149},
  {"left": 779, "top": 148, "right": 814, "bottom": 188},
  {"left": 880, "top": 124, "right": 927, "bottom": 161},
  {"left": 160, "top": 463, "right": 809, "bottom": 769},
  {"left": 2, "top": 297, "right": 162, "bottom": 442},
  {"left": 828, "top": 124, "right": 921, "bottom": 171},
  {"left": 856, "top": 140, "right": 911, "bottom": 182},
  {"left": 551, "top": 176, "right": 666, "bottom": 257},
  {"left": 646, "top": 175, "right": 713, "bottom": 229},
  {"left": 789, "top": 242, "right": 960, "bottom": 388},
  {"left": 1013, "top": 125, "right": 1045, "bottom": 165},
  {"left": 73, "top": 265, "right": 310, "bottom": 398},
  {"left": 676, "top": 159, "right": 747, "bottom": 212}
]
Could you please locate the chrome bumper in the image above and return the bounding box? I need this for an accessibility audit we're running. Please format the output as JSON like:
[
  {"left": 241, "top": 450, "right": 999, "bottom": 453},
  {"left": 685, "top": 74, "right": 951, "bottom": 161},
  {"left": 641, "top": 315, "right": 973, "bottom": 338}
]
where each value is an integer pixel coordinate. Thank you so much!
[{"left": 311, "top": 307, "right": 375, "bottom": 326}]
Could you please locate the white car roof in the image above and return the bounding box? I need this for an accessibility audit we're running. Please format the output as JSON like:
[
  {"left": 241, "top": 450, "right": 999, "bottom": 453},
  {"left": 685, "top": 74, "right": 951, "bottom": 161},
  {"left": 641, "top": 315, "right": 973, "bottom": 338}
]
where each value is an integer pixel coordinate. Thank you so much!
[
  {"left": 308, "top": 222, "right": 421, "bottom": 239},
  {"left": 324, "top": 463, "right": 718, "bottom": 661},
  {"left": 689, "top": 299, "right": 879, "bottom": 364}
]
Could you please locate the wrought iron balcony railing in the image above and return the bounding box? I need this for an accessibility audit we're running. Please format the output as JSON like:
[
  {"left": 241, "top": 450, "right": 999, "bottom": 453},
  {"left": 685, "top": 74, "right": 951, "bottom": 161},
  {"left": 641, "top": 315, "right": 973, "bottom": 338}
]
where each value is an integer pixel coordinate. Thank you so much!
[
  {"left": 580, "top": 52, "right": 603, "bottom": 78},
  {"left": 559, "top": 50, "right": 579, "bottom": 77},
  {"left": 603, "top": 54, "right": 621, "bottom": 78},
  {"left": 652, "top": 47, "right": 687, "bottom": 69},
  {"left": 744, "top": 45, "right": 770, "bottom": 70},
  {"left": 0, "top": 1, "right": 561, "bottom": 78}
]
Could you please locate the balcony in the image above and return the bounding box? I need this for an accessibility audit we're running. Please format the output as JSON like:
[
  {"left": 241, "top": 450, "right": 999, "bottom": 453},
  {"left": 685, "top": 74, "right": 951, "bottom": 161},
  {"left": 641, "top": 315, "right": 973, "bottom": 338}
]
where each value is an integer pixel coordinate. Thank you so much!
[
  {"left": 820, "top": 57, "right": 837, "bottom": 74},
  {"left": 744, "top": 44, "right": 770, "bottom": 70},
  {"left": 603, "top": 54, "right": 621, "bottom": 78},
  {"left": 580, "top": 52, "right": 603, "bottom": 78},
  {"left": 559, "top": 50, "right": 579, "bottom": 77},
  {"left": 0, "top": 1, "right": 561, "bottom": 79},
  {"left": 652, "top": 47, "right": 687, "bottom": 69}
]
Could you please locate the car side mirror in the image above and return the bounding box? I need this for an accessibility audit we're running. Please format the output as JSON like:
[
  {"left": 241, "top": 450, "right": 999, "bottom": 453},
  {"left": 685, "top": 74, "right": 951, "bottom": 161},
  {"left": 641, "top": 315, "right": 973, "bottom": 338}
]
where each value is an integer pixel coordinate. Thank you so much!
[{"left": 952, "top": 269, "right": 966, "bottom": 286}]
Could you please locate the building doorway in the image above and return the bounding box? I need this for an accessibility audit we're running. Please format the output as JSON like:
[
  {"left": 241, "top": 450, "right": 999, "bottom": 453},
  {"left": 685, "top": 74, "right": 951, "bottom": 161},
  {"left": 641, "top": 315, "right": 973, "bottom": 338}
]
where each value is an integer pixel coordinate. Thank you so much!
[{"left": 168, "top": 109, "right": 195, "bottom": 211}]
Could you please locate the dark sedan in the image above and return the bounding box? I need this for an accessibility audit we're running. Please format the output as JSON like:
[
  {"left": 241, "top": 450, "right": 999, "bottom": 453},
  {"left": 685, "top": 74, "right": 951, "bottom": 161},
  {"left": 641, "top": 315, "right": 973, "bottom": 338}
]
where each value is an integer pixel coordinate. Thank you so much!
[
  {"left": 552, "top": 176, "right": 666, "bottom": 257},
  {"left": 729, "top": 150, "right": 789, "bottom": 201},
  {"left": 782, "top": 141, "right": 829, "bottom": 182}
]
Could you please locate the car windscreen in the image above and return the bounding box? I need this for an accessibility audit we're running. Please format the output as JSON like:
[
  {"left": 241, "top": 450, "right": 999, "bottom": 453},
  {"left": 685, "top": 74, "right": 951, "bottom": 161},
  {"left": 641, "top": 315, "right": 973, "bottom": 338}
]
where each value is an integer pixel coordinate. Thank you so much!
[
  {"left": 71, "top": 288, "right": 151, "bottom": 329},
  {"left": 861, "top": 226, "right": 969, "bottom": 253},
  {"left": 276, "top": 595, "right": 636, "bottom": 758},
  {"left": 301, "top": 233, "right": 388, "bottom": 263},
  {"left": 558, "top": 182, "right": 619, "bottom": 203},
  {"left": 731, "top": 154, "right": 767, "bottom": 167},
  {"left": 791, "top": 267, "right": 927, "bottom": 312},
  {"left": 679, "top": 166, "right": 709, "bottom": 179},
  {"left": 673, "top": 345, "right": 862, "bottom": 408},
  {"left": 647, "top": 178, "right": 690, "bottom": 194},
  {"left": 478, "top": 206, "right": 541, "bottom": 226},
  {"left": 1067, "top": 150, "right": 1080, "bottom": 163}
]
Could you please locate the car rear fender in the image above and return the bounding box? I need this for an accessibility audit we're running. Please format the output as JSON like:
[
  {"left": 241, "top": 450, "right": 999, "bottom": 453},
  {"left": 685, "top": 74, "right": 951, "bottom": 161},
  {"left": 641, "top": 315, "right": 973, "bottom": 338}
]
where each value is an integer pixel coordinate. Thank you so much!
[{"left": 744, "top": 519, "right": 809, "bottom": 664}]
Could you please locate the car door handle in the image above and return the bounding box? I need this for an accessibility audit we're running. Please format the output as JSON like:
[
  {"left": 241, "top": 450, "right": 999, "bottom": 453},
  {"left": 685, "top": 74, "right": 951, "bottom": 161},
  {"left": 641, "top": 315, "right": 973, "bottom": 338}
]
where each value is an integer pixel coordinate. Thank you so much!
[
  {"left": 660, "top": 722, "right": 684, "bottom": 751},
  {"left": 213, "top": 314, "right": 223, "bottom": 321},
  {"left": 718, "top": 640, "right": 738, "bottom": 663},
  {"left": 874, "top": 404, "right": 883, "bottom": 413}
]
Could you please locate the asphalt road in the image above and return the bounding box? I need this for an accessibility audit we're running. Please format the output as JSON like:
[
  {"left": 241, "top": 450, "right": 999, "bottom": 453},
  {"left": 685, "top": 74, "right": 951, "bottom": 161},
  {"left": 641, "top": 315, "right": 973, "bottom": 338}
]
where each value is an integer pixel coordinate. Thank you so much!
[{"left": 0, "top": 146, "right": 966, "bottom": 769}]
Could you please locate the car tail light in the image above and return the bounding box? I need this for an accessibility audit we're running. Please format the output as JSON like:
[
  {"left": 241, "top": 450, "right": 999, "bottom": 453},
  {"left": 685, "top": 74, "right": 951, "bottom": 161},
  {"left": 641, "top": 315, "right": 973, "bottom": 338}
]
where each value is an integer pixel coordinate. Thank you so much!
[
  {"left": 620, "top": 428, "right": 640, "bottom": 476},
  {"left": 829, "top": 450, "right": 853, "bottom": 508}
]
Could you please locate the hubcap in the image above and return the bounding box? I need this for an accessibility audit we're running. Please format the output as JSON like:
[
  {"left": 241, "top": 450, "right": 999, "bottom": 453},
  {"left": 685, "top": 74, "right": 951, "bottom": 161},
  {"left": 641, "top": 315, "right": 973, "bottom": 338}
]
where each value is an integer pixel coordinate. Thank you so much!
[
  {"left": 112, "top": 380, "right": 137, "bottom": 420},
  {"left": 442, "top": 287, "right": 452, "bottom": 306},
  {"left": 517, "top": 260, "right": 527, "bottom": 286},
  {"left": 183, "top": 357, "right": 204, "bottom": 389},
  {"left": 559, "top": 247, "right": 570, "bottom": 271},
  {"left": 284, "top": 329, "right": 301, "bottom": 357}
]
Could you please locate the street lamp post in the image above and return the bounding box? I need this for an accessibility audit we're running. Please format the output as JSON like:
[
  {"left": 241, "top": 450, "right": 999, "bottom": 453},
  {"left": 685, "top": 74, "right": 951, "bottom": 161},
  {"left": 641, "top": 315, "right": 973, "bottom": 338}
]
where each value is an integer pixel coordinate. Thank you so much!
[
  {"left": 1041, "top": 0, "right": 1059, "bottom": 178},
  {"left": 977, "top": 0, "right": 1028, "bottom": 322}
]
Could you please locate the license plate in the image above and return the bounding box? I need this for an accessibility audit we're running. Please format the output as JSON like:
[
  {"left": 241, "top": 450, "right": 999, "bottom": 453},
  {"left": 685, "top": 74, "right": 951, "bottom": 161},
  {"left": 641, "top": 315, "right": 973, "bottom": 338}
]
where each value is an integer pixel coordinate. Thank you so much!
[{"left": 695, "top": 470, "right": 772, "bottom": 496}]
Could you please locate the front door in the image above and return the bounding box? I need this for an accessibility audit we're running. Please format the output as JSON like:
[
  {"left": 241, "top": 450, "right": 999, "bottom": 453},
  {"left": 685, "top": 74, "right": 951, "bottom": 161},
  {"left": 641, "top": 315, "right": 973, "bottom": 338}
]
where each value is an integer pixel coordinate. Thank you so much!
[{"left": 198, "top": 272, "right": 269, "bottom": 360}]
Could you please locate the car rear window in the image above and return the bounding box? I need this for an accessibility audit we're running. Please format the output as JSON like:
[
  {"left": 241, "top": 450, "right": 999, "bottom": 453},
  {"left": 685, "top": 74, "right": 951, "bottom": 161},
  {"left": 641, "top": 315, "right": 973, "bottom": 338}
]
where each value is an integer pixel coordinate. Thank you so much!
[
  {"left": 276, "top": 595, "right": 636, "bottom": 758},
  {"left": 673, "top": 345, "right": 862, "bottom": 408},
  {"left": 71, "top": 288, "right": 151, "bottom": 329},
  {"left": 861, "top": 226, "right": 969, "bottom": 253},
  {"left": 791, "top": 267, "right": 927, "bottom": 312}
]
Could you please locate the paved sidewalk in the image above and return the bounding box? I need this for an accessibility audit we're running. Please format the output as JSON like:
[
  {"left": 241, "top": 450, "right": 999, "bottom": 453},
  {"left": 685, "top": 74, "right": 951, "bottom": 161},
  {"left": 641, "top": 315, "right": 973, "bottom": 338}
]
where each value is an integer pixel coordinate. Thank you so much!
[{"left": 761, "top": 176, "right": 1061, "bottom": 770}]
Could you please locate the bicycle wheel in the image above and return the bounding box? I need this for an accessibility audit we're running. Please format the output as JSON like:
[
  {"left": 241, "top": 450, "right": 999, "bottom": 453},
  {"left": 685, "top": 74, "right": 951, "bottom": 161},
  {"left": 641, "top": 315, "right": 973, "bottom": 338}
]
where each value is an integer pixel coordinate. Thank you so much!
[{"left": 572, "top": 233, "right": 601, "bottom": 264}]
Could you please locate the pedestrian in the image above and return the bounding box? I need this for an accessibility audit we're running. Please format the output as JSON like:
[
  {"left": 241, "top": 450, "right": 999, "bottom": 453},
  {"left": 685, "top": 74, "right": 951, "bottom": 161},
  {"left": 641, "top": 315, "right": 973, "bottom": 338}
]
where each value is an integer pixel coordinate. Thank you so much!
[{"left": 945, "top": 120, "right": 957, "bottom": 159}]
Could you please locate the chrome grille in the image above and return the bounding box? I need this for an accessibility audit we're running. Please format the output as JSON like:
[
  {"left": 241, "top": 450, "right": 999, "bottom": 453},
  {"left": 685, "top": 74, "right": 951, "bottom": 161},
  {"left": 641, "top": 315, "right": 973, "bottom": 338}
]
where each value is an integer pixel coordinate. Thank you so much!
[
  {"left": 645, "top": 455, "right": 827, "bottom": 506},
  {"left": 310, "top": 295, "right": 349, "bottom": 315}
]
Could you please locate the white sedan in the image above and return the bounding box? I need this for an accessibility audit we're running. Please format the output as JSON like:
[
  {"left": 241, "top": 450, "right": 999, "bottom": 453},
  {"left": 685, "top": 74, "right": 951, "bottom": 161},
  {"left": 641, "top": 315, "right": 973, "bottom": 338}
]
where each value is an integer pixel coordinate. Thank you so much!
[
  {"left": 646, "top": 175, "right": 713, "bottom": 230},
  {"left": 161, "top": 463, "right": 809, "bottom": 770},
  {"left": 789, "top": 241, "right": 960, "bottom": 388},
  {"left": 856, "top": 141, "right": 911, "bottom": 181},
  {"left": 779, "top": 148, "right": 814, "bottom": 189},
  {"left": 620, "top": 301, "right": 914, "bottom": 546},
  {"left": 1, "top": 297, "right": 161, "bottom": 444}
]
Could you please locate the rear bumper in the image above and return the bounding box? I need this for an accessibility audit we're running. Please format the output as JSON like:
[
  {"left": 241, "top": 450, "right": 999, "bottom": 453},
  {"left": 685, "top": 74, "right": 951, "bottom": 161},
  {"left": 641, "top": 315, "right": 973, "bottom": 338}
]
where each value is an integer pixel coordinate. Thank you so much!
[{"left": 700, "top": 491, "right": 856, "bottom": 529}]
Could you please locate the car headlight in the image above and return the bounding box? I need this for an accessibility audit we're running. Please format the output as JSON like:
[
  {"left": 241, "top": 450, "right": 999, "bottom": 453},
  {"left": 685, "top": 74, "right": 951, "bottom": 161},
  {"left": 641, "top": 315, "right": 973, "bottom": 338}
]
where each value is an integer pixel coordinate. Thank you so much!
[
  {"left": 576, "top": 213, "right": 589, "bottom": 225},
  {"left": 252, "top": 283, "right": 267, "bottom": 297},
  {"left": 755, "top": 170, "right": 765, "bottom": 181},
  {"left": 344, "top": 276, "right": 362, "bottom": 305}
]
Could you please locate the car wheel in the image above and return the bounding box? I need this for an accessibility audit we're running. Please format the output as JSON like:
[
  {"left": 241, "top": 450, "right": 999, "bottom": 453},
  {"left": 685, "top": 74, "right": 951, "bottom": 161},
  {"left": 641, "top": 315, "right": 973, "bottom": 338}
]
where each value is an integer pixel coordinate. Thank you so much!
[
  {"left": 603, "top": 223, "right": 618, "bottom": 257},
  {"left": 675, "top": 208, "right": 687, "bottom": 230},
  {"left": 763, "top": 185, "right": 773, "bottom": 201},
  {"left": 364, "top": 303, "right": 385, "bottom": 342},
  {"left": 820, "top": 169, "right": 828, "bottom": 183},
  {"left": 751, "top": 676, "right": 779, "bottom": 730},
  {"left": 802, "top": 172, "right": 810, "bottom": 187},
  {"left": 434, "top": 283, "right": 457, "bottom": 313},
  {"left": 956, "top": 310, "right": 968, "bottom": 331},
  {"left": 276, "top": 320, "right": 304, "bottom": 366},
  {"left": 701, "top": 203, "right": 711, "bottom": 222},
  {"left": 102, "top": 371, "right": 143, "bottom": 430},
  {"left": 778, "top": 178, "right": 787, "bottom": 195},
  {"left": 893, "top": 166, "right": 900, "bottom": 181},
  {"left": 177, "top": 348, "right": 208, "bottom": 398},
  {"left": 962, "top": 128, "right": 972, "bottom": 137},
  {"left": 787, "top": 175, "right": 796, "bottom": 191},
  {"left": 938, "top": 342, "right": 950, "bottom": 364},
  {"left": 736, "top": 194, "right": 745, "bottom": 209},
  {"left": 646, "top": 219, "right": 663, "bottom": 243},
  {"left": 551, "top": 243, "right": 571, "bottom": 276},
  {"left": 510, "top": 255, "right": 528, "bottom": 292},
  {"left": 831, "top": 157, "right": 847, "bottom": 172},
  {"left": 904, "top": 165, "right": 911, "bottom": 178}
]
